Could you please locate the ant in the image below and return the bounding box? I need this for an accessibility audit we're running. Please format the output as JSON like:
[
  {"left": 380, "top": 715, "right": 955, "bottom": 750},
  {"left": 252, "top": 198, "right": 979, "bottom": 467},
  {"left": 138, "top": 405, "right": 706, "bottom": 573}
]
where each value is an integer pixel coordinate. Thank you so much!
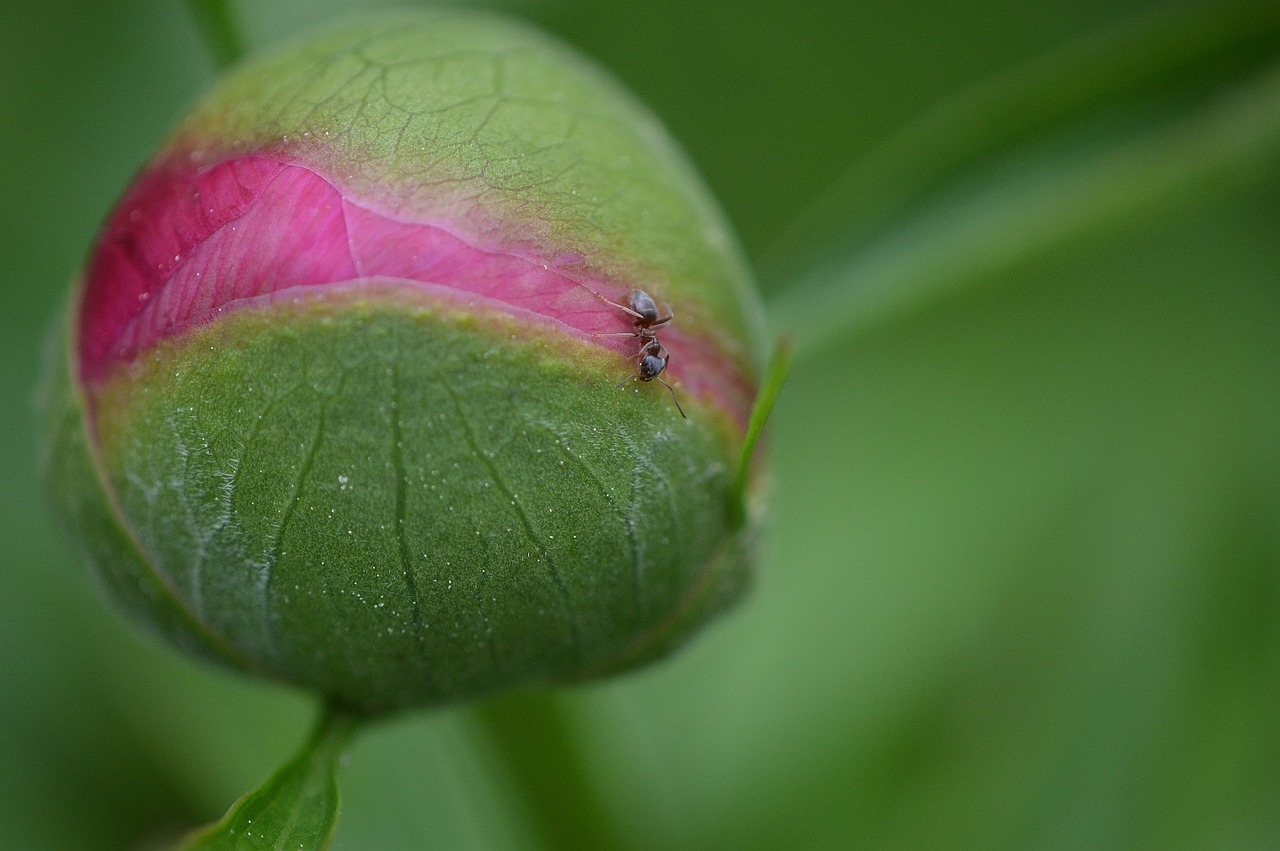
[{"left": 588, "top": 288, "right": 687, "bottom": 418}]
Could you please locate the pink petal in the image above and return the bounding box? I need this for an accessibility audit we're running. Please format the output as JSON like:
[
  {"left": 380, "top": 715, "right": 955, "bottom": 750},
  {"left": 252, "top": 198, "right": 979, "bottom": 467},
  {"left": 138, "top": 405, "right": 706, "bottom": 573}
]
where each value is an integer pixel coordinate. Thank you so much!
[{"left": 79, "top": 154, "right": 752, "bottom": 426}]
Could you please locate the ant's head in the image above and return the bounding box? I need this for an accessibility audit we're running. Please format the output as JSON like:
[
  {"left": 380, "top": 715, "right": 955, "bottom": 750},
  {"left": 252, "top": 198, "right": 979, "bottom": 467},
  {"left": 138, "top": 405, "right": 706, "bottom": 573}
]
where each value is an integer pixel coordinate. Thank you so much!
[{"left": 639, "top": 350, "right": 669, "bottom": 381}]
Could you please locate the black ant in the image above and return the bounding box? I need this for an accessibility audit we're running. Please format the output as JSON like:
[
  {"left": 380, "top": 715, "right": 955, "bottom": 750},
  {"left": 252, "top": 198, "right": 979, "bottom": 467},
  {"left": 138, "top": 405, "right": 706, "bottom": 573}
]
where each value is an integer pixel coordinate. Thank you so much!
[{"left": 589, "top": 288, "right": 687, "bottom": 418}]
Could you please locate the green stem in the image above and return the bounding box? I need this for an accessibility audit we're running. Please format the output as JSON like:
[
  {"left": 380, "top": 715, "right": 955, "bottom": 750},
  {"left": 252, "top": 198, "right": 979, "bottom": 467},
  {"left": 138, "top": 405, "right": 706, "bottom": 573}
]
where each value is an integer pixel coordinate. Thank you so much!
[
  {"left": 472, "top": 690, "right": 633, "bottom": 851},
  {"left": 184, "top": 0, "right": 246, "bottom": 69},
  {"left": 177, "top": 703, "right": 361, "bottom": 850}
]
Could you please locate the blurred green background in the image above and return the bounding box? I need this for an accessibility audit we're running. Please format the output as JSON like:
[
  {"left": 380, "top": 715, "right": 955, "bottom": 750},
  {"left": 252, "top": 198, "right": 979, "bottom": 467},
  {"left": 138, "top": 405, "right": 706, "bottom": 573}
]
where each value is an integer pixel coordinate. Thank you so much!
[{"left": 3, "top": 1, "right": 1278, "bottom": 848}]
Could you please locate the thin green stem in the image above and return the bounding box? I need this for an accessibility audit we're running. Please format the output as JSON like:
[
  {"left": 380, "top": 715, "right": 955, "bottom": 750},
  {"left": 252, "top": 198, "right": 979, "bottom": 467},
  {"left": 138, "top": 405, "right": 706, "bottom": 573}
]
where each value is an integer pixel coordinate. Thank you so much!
[
  {"left": 184, "top": 0, "right": 246, "bottom": 70},
  {"left": 472, "top": 690, "right": 633, "bottom": 851}
]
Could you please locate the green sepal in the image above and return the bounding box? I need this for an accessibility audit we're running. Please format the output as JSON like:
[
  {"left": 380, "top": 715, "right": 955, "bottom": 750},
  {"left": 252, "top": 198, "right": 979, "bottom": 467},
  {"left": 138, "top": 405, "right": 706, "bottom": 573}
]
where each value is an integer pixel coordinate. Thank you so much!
[
  {"left": 86, "top": 292, "right": 753, "bottom": 713},
  {"left": 729, "top": 335, "right": 793, "bottom": 530},
  {"left": 39, "top": 312, "right": 260, "bottom": 674},
  {"left": 176, "top": 706, "right": 358, "bottom": 851}
]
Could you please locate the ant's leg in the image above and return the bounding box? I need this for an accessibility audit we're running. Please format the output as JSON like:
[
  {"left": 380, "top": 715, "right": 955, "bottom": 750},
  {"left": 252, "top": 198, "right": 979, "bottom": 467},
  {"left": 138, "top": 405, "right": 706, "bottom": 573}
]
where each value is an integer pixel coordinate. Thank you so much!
[
  {"left": 581, "top": 285, "right": 644, "bottom": 320},
  {"left": 651, "top": 304, "right": 674, "bottom": 330}
]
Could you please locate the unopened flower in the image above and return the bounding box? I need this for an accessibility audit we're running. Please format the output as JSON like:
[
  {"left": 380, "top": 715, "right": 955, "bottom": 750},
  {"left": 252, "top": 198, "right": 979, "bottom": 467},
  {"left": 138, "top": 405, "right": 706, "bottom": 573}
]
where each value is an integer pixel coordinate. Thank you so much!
[{"left": 42, "top": 12, "right": 766, "bottom": 715}]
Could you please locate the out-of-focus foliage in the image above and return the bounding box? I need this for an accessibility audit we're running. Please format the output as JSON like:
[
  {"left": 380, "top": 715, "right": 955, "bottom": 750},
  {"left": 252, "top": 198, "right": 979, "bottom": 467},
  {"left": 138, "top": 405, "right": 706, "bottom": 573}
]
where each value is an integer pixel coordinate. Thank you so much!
[{"left": 2, "top": 1, "right": 1277, "bottom": 849}]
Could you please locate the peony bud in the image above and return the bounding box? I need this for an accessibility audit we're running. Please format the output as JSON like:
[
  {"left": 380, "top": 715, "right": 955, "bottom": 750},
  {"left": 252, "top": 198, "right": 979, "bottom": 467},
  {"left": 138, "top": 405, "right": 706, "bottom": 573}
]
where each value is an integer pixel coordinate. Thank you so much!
[{"left": 42, "top": 12, "right": 766, "bottom": 715}]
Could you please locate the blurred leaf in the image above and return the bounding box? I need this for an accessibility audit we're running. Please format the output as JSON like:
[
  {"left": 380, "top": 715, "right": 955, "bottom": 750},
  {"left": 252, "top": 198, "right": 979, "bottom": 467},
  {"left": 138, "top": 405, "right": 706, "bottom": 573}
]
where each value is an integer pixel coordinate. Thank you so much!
[
  {"left": 8, "top": 2, "right": 1280, "bottom": 850},
  {"left": 178, "top": 706, "right": 357, "bottom": 851},
  {"left": 766, "top": 1, "right": 1280, "bottom": 358},
  {"left": 184, "top": 0, "right": 246, "bottom": 69}
]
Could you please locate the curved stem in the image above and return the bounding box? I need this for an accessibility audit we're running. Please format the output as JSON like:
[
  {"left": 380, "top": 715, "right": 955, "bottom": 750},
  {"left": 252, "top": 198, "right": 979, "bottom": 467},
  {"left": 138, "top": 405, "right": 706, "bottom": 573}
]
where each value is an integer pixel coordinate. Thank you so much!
[{"left": 184, "top": 0, "right": 246, "bottom": 69}]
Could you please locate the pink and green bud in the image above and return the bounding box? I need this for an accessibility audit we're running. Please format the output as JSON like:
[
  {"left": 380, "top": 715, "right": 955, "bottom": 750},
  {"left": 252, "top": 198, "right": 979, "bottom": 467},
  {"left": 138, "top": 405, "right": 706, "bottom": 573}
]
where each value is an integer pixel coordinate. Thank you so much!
[{"left": 42, "top": 12, "right": 766, "bottom": 715}]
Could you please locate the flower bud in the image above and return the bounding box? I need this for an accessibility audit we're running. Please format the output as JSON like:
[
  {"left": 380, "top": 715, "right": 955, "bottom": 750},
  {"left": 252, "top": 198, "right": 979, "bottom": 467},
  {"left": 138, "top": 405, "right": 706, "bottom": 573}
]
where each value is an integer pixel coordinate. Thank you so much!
[{"left": 42, "top": 12, "right": 765, "bottom": 714}]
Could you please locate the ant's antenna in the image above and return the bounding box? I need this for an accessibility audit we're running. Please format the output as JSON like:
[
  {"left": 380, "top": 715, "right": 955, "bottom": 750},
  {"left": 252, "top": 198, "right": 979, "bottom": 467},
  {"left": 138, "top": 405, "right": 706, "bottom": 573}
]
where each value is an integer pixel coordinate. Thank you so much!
[
  {"left": 657, "top": 377, "right": 686, "bottom": 418},
  {"left": 616, "top": 373, "right": 687, "bottom": 419}
]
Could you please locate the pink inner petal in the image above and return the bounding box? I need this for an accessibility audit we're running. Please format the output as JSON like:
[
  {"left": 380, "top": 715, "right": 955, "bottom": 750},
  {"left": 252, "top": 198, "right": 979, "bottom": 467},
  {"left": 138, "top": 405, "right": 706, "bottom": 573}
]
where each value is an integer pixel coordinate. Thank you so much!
[{"left": 79, "top": 154, "right": 751, "bottom": 425}]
